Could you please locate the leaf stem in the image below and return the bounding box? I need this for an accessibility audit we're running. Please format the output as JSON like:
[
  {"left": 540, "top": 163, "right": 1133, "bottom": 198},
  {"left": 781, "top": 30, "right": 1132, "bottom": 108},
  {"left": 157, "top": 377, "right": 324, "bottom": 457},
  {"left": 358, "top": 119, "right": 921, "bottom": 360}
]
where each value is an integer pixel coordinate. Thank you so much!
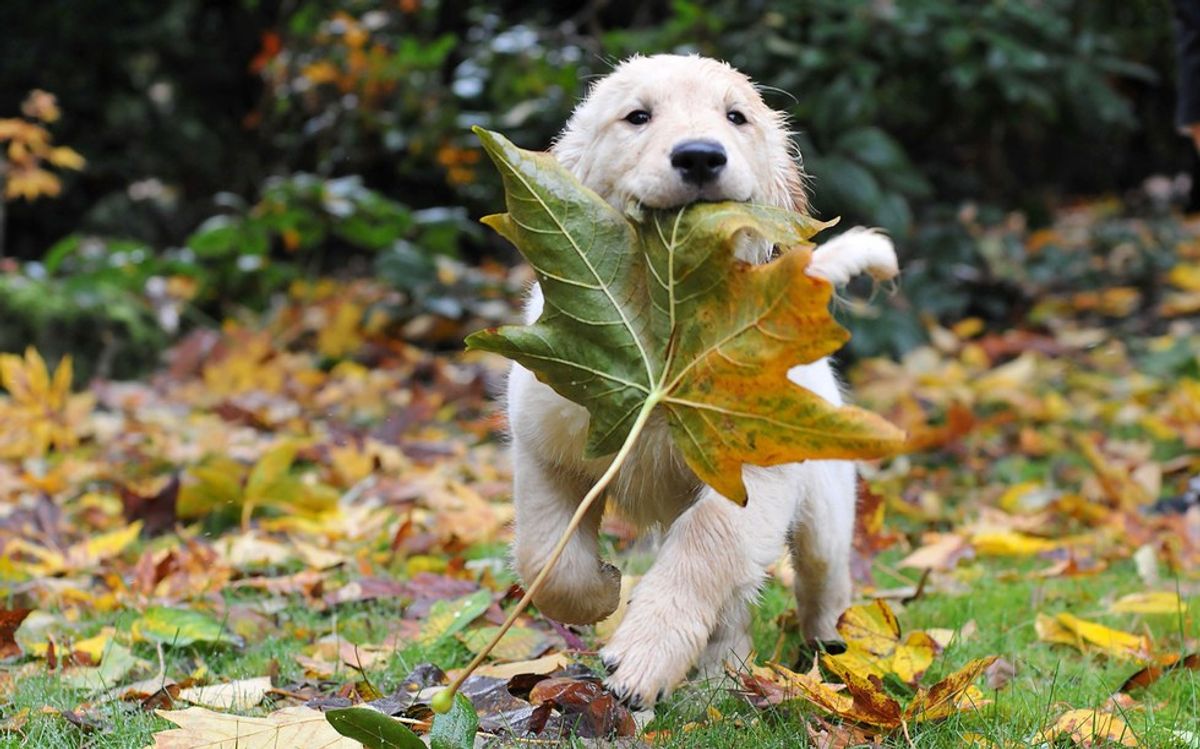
[{"left": 434, "top": 395, "right": 659, "bottom": 710}]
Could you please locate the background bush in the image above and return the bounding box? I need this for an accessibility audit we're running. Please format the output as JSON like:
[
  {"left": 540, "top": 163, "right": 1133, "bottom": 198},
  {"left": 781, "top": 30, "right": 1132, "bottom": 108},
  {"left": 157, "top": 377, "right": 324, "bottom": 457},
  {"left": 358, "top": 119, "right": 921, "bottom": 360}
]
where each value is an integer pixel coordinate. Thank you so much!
[{"left": 0, "top": 0, "right": 1189, "bottom": 371}]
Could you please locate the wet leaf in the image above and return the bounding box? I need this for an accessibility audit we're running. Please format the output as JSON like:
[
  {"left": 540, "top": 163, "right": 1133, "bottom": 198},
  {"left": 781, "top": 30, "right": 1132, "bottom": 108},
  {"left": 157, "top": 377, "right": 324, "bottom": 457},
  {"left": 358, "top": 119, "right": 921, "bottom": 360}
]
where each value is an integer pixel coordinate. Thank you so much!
[{"left": 466, "top": 128, "right": 904, "bottom": 504}]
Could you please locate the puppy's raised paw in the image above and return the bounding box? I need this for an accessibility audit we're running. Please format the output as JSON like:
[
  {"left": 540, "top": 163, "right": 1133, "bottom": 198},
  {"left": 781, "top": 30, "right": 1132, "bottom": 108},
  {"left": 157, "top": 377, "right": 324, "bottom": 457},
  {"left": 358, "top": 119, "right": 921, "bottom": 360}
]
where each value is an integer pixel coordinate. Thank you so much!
[{"left": 528, "top": 561, "right": 621, "bottom": 626}]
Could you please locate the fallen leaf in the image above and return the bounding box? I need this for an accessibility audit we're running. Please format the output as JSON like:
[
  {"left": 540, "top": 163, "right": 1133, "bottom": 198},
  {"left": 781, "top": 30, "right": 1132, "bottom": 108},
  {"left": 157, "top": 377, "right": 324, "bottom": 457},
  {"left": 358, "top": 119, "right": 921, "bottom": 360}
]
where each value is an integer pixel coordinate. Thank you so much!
[
  {"left": 0, "top": 608, "right": 32, "bottom": 659},
  {"left": 1037, "top": 708, "right": 1138, "bottom": 747},
  {"left": 1118, "top": 653, "right": 1200, "bottom": 693},
  {"left": 419, "top": 590, "right": 491, "bottom": 646},
  {"left": 136, "top": 607, "right": 243, "bottom": 648},
  {"left": 459, "top": 625, "right": 548, "bottom": 662},
  {"left": 1109, "top": 591, "right": 1188, "bottom": 616},
  {"left": 899, "top": 533, "right": 973, "bottom": 570},
  {"left": 61, "top": 642, "right": 138, "bottom": 692},
  {"left": 827, "top": 599, "right": 940, "bottom": 684},
  {"left": 325, "top": 707, "right": 424, "bottom": 749},
  {"left": 902, "top": 656, "right": 998, "bottom": 723},
  {"left": 1036, "top": 612, "right": 1152, "bottom": 661},
  {"left": 177, "top": 677, "right": 273, "bottom": 711},
  {"left": 460, "top": 652, "right": 572, "bottom": 681},
  {"left": 148, "top": 706, "right": 363, "bottom": 748}
]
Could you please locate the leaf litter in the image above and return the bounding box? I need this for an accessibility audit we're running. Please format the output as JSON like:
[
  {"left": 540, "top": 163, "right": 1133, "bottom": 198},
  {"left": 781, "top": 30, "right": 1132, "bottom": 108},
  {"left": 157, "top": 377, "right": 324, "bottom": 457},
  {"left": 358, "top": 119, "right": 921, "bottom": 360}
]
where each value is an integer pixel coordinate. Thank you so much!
[{"left": 0, "top": 152, "right": 1197, "bottom": 747}]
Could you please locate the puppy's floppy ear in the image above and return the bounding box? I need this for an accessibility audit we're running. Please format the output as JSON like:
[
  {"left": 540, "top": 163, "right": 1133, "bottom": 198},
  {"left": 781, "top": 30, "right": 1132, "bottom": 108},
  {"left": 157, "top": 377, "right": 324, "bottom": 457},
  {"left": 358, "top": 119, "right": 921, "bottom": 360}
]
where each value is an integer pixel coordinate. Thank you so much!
[
  {"left": 550, "top": 126, "right": 585, "bottom": 172},
  {"left": 780, "top": 157, "right": 809, "bottom": 214},
  {"left": 765, "top": 126, "right": 810, "bottom": 214}
]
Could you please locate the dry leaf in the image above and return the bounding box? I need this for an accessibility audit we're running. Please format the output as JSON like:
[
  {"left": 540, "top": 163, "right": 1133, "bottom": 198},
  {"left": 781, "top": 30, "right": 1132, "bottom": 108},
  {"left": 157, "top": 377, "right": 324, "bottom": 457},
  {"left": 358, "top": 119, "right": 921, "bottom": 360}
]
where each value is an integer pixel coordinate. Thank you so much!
[
  {"left": 1037, "top": 708, "right": 1138, "bottom": 747},
  {"left": 177, "top": 677, "right": 274, "bottom": 711},
  {"left": 147, "top": 706, "right": 362, "bottom": 748}
]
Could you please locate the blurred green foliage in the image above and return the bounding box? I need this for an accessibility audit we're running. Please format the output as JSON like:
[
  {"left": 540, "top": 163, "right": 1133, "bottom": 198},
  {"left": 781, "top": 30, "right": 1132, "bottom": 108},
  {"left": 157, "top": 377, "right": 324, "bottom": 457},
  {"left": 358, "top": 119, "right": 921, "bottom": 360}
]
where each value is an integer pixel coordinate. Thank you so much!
[{"left": 0, "top": 0, "right": 1188, "bottom": 376}]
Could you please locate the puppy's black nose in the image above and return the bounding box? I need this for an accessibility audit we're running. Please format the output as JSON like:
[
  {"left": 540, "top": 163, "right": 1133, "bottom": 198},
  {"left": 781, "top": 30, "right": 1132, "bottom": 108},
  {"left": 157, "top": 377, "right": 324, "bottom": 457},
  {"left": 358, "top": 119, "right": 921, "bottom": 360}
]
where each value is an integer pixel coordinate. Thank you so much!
[{"left": 670, "top": 140, "right": 727, "bottom": 186}]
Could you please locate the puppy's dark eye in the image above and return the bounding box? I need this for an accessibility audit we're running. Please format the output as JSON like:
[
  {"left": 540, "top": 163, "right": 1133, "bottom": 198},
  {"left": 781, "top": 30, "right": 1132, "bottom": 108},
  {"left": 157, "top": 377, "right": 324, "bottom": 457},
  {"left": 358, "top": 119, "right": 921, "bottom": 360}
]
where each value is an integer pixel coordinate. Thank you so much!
[
  {"left": 727, "top": 110, "right": 748, "bottom": 126},
  {"left": 624, "top": 110, "right": 651, "bottom": 125}
]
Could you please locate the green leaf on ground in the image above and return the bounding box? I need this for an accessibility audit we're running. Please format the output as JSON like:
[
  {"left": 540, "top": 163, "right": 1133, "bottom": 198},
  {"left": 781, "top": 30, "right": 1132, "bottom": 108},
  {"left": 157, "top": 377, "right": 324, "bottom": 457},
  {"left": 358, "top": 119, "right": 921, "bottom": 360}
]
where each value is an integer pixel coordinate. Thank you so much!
[
  {"left": 419, "top": 590, "right": 492, "bottom": 646},
  {"left": 326, "top": 707, "right": 425, "bottom": 749},
  {"left": 136, "top": 606, "right": 243, "bottom": 648},
  {"left": 430, "top": 692, "right": 479, "bottom": 749}
]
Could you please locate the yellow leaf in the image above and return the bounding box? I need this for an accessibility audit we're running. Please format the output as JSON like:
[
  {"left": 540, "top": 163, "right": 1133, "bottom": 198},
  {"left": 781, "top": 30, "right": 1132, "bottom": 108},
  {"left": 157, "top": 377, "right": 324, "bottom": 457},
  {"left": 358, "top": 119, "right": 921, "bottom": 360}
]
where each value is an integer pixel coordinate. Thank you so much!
[
  {"left": 47, "top": 145, "right": 85, "bottom": 170},
  {"left": 178, "top": 456, "right": 246, "bottom": 518},
  {"left": 245, "top": 441, "right": 299, "bottom": 504},
  {"left": 903, "top": 656, "right": 997, "bottom": 723},
  {"left": 4, "top": 166, "right": 61, "bottom": 200},
  {"left": 893, "top": 632, "right": 938, "bottom": 684},
  {"left": 828, "top": 599, "right": 939, "bottom": 685},
  {"left": 316, "top": 302, "right": 364, "bottom": 359},
  {"left": 766, "top": 662, "right": 856, "bottom": 720},
  {"left": 1037, "top": 708, "right": 1138, "bottom": 747},
  {"left": 1038, "top": 612, "right": 1152, "bottom": 661},
  {"left": 970, "top": 530, "right": 1059, "bottom": 557},
  {"left": 1168, "top": 263, "right": 1200, "bottom": 292},
  {"left": 71, "top": 628, "right": 116, "bottom": 663},
  {"left": 65, "top": 521, "right": 142, "bottom": 571},
  {"left": 1109, "top": 592, "right": 1188, "bottom": 616}
]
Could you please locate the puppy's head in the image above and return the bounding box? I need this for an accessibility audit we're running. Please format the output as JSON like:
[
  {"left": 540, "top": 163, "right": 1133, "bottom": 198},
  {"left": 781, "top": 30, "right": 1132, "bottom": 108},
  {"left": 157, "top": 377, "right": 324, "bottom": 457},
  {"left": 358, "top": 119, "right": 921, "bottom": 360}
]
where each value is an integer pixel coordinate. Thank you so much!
[{"left": 552, "top": 54, "right": 806, "bottom": 214}]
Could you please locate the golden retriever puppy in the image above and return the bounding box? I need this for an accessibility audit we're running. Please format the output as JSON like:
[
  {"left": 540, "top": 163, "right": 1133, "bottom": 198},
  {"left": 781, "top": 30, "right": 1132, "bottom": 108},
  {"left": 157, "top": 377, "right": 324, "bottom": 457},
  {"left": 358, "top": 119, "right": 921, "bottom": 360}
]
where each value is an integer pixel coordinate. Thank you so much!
[{"left": 506, "top": 54, "right": 897, "bottom": 708}]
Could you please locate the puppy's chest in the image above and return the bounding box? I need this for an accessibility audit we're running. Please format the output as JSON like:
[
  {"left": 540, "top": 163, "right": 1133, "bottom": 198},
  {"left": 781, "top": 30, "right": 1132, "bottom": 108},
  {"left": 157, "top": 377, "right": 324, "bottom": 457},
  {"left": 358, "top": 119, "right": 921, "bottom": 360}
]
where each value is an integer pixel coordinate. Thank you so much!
[{"left": 595, "top": 412, "right": 702, "bottom": 528}]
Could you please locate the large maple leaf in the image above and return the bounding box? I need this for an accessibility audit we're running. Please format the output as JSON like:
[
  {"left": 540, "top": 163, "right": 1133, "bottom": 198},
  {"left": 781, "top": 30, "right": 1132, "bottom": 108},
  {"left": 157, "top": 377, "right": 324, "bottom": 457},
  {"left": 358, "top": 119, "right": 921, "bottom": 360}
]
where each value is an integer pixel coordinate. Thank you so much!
[{"left": 467, "top": 128, "right": 905, "bottom": 504}]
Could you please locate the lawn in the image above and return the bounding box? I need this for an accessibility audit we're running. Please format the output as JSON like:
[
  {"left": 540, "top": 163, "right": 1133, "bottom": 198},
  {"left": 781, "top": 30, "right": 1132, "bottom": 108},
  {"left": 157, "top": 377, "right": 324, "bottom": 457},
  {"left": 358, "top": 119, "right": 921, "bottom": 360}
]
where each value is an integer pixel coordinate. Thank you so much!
[{"left": 2, "top": 203, "right": 1199, "bottom": 747}]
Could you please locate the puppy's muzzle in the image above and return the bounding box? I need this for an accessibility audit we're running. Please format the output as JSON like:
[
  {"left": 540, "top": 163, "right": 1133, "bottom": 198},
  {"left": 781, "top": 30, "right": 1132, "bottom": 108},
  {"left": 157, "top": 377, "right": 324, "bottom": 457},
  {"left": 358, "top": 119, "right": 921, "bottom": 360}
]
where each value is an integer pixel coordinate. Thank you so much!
[{"left": 670, "top": 139, "right": 727, "bottom": 186}]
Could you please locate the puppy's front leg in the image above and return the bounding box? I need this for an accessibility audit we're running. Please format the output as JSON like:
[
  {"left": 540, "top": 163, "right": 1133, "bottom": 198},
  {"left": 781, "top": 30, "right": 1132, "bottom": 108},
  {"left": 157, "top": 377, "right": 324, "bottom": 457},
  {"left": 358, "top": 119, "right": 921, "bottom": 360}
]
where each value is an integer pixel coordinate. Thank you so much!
[
  {"left": 511, "top": 441, "right": 621, "bottom": 625},
  {"left": 601, "top": 470, "right": 792, "bottom": 708}
]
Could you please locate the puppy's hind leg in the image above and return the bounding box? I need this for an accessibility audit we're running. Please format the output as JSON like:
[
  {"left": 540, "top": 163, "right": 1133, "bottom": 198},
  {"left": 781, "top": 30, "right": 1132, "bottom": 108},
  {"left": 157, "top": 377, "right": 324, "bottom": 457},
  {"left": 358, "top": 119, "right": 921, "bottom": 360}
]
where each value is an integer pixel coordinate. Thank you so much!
[
  {"left": 511, "top": 443, "right": 621, "bottom": 625},
  {"left": 693, "top": 596, "right": 752, "bottom": 682},
  {"left": 790, "top": 460, "right": 857, "bottom": 655}
]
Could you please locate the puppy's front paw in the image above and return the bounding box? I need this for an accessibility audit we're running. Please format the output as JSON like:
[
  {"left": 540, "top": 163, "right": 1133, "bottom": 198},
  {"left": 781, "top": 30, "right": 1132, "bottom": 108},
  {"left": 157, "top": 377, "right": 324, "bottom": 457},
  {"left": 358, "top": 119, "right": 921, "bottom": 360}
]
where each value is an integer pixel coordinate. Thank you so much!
[{"left": 599, "top": 607, "right": 709, "bottom": 709}]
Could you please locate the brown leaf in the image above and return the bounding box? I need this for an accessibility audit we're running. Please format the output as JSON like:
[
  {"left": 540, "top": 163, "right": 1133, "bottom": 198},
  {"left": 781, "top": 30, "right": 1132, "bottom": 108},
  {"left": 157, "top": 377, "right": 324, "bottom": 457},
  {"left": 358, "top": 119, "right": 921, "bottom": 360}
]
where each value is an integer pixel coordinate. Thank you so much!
[
  {"left": 0, "top": 608, "right": 32, "bottom": 659},
  {"left": 903, "top": 656, "right": 997, "bottom": 723},
  {"left": 1119, "top": 652, "right": 1200, "bottom": 693},
  {"left": 820, "top": 658, "right": 903, "bottom": 728}
]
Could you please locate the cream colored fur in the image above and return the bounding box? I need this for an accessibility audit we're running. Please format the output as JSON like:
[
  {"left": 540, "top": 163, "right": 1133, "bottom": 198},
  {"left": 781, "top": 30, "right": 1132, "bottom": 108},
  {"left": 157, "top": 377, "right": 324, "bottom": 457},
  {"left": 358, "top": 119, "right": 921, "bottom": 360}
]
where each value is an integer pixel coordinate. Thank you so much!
[{"left": 505, "top": 54, "right": 898, "bottom": 708}]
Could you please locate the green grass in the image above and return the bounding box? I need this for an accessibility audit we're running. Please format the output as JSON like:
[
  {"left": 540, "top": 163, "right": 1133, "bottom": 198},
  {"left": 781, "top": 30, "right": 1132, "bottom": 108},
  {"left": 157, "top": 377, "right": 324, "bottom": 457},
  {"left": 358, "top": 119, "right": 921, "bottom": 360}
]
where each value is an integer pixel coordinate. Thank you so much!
[{"left": 3, "top": 555, "right": 1198, "bottom": 748}]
